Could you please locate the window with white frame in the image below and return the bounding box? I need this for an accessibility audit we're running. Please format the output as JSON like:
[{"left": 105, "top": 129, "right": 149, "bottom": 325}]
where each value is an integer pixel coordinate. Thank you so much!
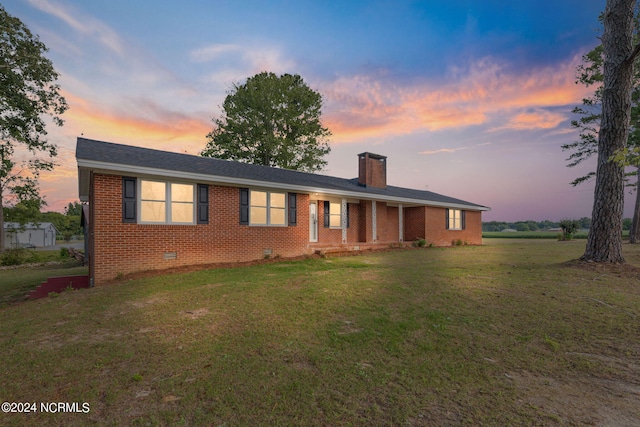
[
  {"left": 171, "top": 183, "right": 196, "bottom": 223},
  {"left": 329, "top": 202, "right": 341, "bottom": 227},
  {"left": 323, "top": 201, "right": 343, "bottom": 228},
  {"left": 447, "top": 209, "right": 462, "bottom": 230},
  {"left": 140, "top": 180, "right": 195, "bottom": 224},
  {"left": 249, "top": 190, "right": 286, "bottom": 226}
]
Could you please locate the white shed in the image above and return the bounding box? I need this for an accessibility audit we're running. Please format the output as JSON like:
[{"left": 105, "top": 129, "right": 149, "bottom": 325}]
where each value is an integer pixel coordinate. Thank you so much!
[{"left": 3, "top": 222, "right": 58, "bottom": 248}]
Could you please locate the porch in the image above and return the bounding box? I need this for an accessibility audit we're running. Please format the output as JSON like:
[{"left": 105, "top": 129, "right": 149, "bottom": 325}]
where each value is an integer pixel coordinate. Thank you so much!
[{"left": 307, "top": 240, "right": 411, "bottom": 256}]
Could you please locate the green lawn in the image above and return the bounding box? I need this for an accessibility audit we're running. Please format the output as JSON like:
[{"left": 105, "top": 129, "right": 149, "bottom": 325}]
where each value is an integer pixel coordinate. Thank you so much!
[{"left": 0, "top": 240, "right": 638, "bottom": 426}]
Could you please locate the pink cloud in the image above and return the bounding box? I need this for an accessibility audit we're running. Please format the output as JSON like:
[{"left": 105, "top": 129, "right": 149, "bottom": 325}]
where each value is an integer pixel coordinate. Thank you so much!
[
  {"left": 321, "top": 54, "right": 592, "bottom": 142},
  {"left": 30, "top": 91, "right": 214, "bottom": 212},
  {"left": 62, "top": 92, "right": 212, "bottom": 148},
  {"left": 496, "top": 110, "right": 566, "bottom": 131}
]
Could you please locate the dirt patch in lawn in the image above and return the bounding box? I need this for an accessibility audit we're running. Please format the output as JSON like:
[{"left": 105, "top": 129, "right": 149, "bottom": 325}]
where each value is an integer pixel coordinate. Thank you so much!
[
  {"left": 507, "top": 366, "right": 640, "bottom": 426},
  {"left": 563, "top": 259, "right": 640, "bottom": 276}
]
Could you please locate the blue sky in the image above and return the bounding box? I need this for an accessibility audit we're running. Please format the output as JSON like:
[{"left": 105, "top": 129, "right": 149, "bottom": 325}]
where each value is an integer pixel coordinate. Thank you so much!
[{"left": 6, "top": 0, "right": 619, "bottom": 221}]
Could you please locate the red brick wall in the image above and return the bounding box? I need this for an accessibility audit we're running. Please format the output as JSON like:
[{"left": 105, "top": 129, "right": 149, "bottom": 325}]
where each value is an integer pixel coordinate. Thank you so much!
[
  {"left": 425, "top": 207, "right": 483, "bottom": 246},
  {"left": 375, "top": 202, "right": 387, "bottom": 242},
  {"left": 358, "top": 156, "right": 367, "bottom": 186},
  {"left": 347, "top": 203, "right": 360, "bottom": 243},
  {"left": 317, "top": 200, "right": 342, "bottom": 244},
  {"left": 358, "top": 200, "right": 368, "bottom": 242},
  {"left": 354, "top": 201, "right": 399, "bottom": 243},
  {"left": 358, "top": 155, "right": 387, "bottom": 188},
  {"left": 385, "top": 206, "right": 399, "bottom": 242},
  {"left": 92, "top": 174, "right": 310, "bottom": 284},
  {"left": 404, "top": 206, "right": 426, "bottom": 241},
  {"left": 402, "top": 206, "right": 482, "bottom": 245}
]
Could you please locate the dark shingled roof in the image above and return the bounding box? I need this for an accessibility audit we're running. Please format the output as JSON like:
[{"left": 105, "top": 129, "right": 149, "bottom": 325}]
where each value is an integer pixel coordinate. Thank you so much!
[{"left": 76, "top": 137, "right": 489, "bottom": 210}]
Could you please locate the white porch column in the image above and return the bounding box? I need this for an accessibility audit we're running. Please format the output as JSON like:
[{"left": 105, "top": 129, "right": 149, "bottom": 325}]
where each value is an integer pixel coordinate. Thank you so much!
[
  {"left": 341, "top": 198, "right": 348, "bottom": 244},
  {"left": 372, "top": 200, "right": 377, "bottom": 242},
  {"left": 398, "top": 204, "right": 403, "bottom": 242}
]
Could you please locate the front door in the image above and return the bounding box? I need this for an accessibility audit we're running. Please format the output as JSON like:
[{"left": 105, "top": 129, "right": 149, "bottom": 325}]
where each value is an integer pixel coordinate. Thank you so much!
[{"left": 309, "top": 201, "right": 318, "bottom": 242}]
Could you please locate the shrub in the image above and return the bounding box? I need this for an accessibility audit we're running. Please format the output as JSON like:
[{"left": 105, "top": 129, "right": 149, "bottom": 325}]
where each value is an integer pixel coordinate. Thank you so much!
[
  {"left": 559, "top": 219, "right": 580, "bottom": 241},
  {"left": 0, "top": 248, "right": 32, "bottom": 266},
  {"left": 413, "top": 238, "right": 427, "bottom": 248}
]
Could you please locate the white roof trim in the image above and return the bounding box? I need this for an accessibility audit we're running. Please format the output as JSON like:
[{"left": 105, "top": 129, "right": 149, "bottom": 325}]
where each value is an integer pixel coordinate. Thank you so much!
[{"left": 77, "top": 159, "right": 491, "bottom": 212}]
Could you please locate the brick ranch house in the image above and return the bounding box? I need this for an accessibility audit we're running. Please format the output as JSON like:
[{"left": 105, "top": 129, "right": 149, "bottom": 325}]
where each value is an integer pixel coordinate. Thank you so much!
[{"left": 76, "top": 137, "right": 490, "bottom": 285}]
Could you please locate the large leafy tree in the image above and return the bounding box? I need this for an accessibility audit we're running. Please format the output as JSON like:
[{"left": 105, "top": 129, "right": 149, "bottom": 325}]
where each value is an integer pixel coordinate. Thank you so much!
[
  {"left": 581, "top": 0, "right": 640, "bottom": 263},
  {"left": 202, "top": 72, "right": 331, "bottom": 173},
  {"left": 0, "top": 6, "right": 68, "bottom": 251}
]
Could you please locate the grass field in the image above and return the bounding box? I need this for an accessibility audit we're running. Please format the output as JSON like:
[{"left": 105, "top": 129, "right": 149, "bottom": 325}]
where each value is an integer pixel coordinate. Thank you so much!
[
  {"left": 482, "top": 231, "right": 591, "bottom": 239},
  {"left": 483, "top": 231, "right": 630, "bottom": 239},
  {"left": 0, "top": 239, "right": 639, "bottom": 426}
]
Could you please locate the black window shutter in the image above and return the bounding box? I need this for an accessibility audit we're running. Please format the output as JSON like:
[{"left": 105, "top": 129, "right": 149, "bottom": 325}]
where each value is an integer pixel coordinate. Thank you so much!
[
  {"left": 239, "top": 188, "right": 250, "bottom": 225},
  {"left": 197, "top": 184, "right": 209, "bottom": 224},
  {"left": 346, "top": 203, "right": 350, "bottom": 228},
  {"left": 461, "top": 210, "right": 466, "bottom": 230},
  {"left": 445, "top": 208, "right": 450, "bottom": 230},
  {"left": 323, "top": 201, "right": 330, "bottom": 228},
  {"left": 122, "top": 177, "right": 137, "bottom": 223},
  {"left": 288, "top": 193, "right": 297, "bottom": 226}
]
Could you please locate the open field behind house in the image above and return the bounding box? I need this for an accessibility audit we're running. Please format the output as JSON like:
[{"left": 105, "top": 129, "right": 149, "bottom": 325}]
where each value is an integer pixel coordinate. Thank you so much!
[
  {"left": 483, "top": 231, "right": 631, "bottom": 239},
  {"left": 1, "top": 239, "right": 639, "bottom": 426},
  {"left": 483, "top": 231, "right": 593, "bottom": 239}
]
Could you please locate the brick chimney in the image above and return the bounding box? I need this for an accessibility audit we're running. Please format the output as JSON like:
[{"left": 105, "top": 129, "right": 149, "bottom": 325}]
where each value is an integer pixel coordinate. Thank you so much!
[{"left": 358, "top": 152, "right": 387, "bottom": 188}]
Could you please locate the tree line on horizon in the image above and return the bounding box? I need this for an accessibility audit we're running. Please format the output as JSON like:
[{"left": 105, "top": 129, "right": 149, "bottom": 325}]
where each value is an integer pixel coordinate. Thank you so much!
[{"left": 483, "top": 217, "right": 633, "bottom": 232}]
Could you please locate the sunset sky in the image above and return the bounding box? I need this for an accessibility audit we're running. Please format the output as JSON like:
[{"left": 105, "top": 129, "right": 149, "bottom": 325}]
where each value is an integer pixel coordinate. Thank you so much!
[{"left": 5, "top": 0, "right": 620, "bottom": 222}]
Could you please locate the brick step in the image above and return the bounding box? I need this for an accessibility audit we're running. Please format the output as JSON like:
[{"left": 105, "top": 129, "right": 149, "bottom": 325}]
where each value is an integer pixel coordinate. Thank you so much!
[
  {"left": 311, "top": 242, "right": 410, "bottom": 256},
  {"left": 28, "top": 275, "right": 90, "bottom": 300},
  {"left": 310, "top": 241, "right": 408, "bottom": 250}
]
